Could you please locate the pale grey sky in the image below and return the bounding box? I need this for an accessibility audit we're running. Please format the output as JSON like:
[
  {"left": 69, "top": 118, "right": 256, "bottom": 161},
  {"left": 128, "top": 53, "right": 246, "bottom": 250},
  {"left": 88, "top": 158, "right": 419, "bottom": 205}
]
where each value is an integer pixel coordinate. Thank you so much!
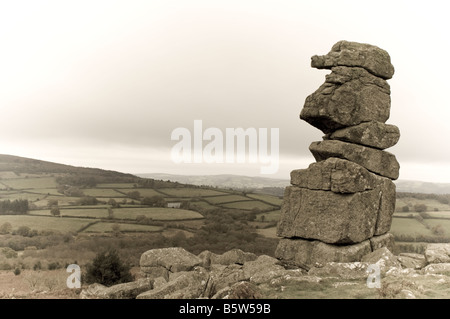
[{"left": 1, "top": 0, "right": 449, "bottom": 182}]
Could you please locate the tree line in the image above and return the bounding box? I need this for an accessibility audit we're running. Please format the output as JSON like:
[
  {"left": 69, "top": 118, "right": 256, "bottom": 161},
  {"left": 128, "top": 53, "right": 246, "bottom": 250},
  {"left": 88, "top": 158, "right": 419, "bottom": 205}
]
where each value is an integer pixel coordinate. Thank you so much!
[{"left": 0, "top": 199, "right": 29, "bottom": 214}]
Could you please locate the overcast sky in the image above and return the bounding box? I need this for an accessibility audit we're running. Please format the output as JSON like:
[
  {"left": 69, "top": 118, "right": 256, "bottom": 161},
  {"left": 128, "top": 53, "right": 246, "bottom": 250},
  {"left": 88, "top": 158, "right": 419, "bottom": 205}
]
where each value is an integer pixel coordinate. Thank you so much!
[{"left": 1, "top": 0, "right": 449, "bottom": 182}]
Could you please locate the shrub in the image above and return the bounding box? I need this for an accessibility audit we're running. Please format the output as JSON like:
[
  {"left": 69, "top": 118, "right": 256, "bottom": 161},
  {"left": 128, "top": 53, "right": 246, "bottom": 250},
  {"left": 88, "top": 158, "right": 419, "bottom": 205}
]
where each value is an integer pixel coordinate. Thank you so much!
[
  {"left": 48, "top": 261, "right": 62, "bottom": 270},
  {"left": 414, "top": 204, "right": 427, "bottom": 213},
  {"left": 84, "top": 249, "right": 134, "bottom": 287},
  {"left": 401, "top": 206, "right": 410, "bottom": 213},
  {"left": 1, "top": 247, "right": 18, "bottom": 258},
  {"left": 0, "top": 222, "right": 12, "bottom": 234},
  {"left": 13, "top": 268, "right": 21, "bottom": 276}
]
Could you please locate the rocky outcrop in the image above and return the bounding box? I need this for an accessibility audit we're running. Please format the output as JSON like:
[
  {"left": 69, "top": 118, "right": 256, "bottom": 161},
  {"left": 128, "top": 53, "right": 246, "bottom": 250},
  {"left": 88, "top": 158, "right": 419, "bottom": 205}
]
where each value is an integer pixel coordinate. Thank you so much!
[
  {"left": 275, "top": 41, "right": 399, "bottom": 269},
  {"left": 424, "top": 243, "right": 450, "bottom": 264},
  {"left": 80, "top": 243, "right": 450, "bottom": 299}
]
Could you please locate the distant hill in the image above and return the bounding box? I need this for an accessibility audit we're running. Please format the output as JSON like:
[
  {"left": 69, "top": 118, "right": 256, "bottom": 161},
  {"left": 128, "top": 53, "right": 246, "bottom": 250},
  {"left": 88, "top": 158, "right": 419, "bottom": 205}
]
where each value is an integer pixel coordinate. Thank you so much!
[
  {"left": 138, "top": 173, "right": 290, "bottom": 190},
  {"left": 395, "top": 180, "right": 450, "bottom": 194},
  {"left": 0, "top": 154, "right": 137, "bottom": 178},
  {"left": 139, "top": 173, "right": 450, "bottom": 195}
]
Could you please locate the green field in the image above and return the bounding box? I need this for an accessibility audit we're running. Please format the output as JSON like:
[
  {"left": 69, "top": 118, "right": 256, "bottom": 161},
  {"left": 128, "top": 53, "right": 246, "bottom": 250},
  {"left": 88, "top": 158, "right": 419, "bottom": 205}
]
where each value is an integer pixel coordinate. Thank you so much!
[
  {"left": 130, "top": 188, "right": 165, "bottom": 198},
  {"left": 2, "top": 177, "right": 57, "bottom": 189},
  {"left": 247, "top": 193, "right": 283, "bottom": 206},
  {"left": 204, "top": 194, "right": 250, "bottom": 204},
  {"left": 257, "top": 210, "right": 281, "bottom": 222},
  {"left": 110, "top": 207, "right": 204, "bottom": 220},
  {"left": 390, "top": 217, "right": 433, "bottom": 237},
  {"left": 81, "top": 222, "right": 162, "bottom": 233},
  {"left": 82, "top": 188, "right": 125, "bottom": 197},
  {"left": 96, "top": 183, "right": 137, "bottom": 189},
  {"left": 31, "top": 208, "right": 108, "bottom": 219},
  {"left": 157, "top": 188, "right": 228, "bottom": 198},
  {"left": 222, "top": 201, "right": 276, "bottom": 211},
  {"left": 0, "top": 215, "right": 93, "bottom": 233}
]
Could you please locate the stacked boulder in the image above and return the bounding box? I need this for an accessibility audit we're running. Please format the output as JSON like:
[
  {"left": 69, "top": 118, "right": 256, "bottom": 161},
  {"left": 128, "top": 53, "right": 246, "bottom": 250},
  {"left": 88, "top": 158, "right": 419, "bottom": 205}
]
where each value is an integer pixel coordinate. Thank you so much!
[{"left": 275, "top": 41, "right": 400, "bottom": 269}]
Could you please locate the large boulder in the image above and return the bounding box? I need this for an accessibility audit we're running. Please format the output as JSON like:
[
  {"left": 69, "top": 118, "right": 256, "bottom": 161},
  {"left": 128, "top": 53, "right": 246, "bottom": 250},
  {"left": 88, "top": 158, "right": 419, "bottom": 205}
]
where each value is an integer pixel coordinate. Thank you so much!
[
  {"left": 398, "top": 253, "right": 427, "bottom": 270},
  {"left": 137, "top": 267, "right": 209, "bottom": 299},
  {"left": 211, "top": 249, "right": 257, "bottom": 265},
  {"left": 300, "top": 66, "right": 391, "bottom": 134},
  {"left": 242, "top": 255, "right": 287, "bottom": 284},
  {"left": 308, "top": 262, "right": 370, "bottom": 279},
  {"left": 277, "top": 186, "right": 380, "bottom": 244},
  {"left": 309, "top": 140, "right": 400, "bottom": 180},
  {"left": 212, "top": 281, "right": 263, "bottom": 299},
  {"left": 325, "top": 121, "right": 400, "bottom": 150},
  {"left": 206, "top": 264, "right": 247, "bottom": 297},
  {"left": 361, "top": 247, "right": 401, "bottom": 271},
  {"left": 310, "top": 40, "right": 395, "bottom": 79},
  {"left": 140, "top": 247, "right": 202, "bottom": 280},
  {"left": 275, "top": 238, "right": 372, "bottom": 269},
  {"left": 80, "top": 278, "right": 153, "bottom": 299},
  {"left": 424, "top": 243, "right": 450, "bottom": 264},
  {"left": 422, "top": 263, "right": 450, "bottom": 275}
]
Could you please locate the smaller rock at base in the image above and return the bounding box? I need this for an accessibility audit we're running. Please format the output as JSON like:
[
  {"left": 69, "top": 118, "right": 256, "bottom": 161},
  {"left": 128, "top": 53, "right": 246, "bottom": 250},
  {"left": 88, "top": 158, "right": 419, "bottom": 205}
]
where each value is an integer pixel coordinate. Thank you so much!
[
  {"left": 424, "top": 243, "right": 450, "bottom": 264},
  {"left": 361, "top": 247, "right": 401, "bottom": 270}
]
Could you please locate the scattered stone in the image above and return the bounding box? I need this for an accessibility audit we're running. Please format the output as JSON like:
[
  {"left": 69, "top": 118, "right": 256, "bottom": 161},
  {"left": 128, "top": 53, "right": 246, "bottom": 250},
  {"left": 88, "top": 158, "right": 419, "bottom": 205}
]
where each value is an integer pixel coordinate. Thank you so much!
[
  {"left": 398, "top": 290, "right": 416, "bottom": 299},
  {"left": 212, "top": 281, "right": 262, "bottom": 299},
  {"left": 80, "top": 283, "right": 107, "bottom": 299},
  {"left": 80, "top": 278, "right": 153, "bottom": 299},
  {"left": 325, "top": 121, "right": 400, "bottom": 150},
  {"left": 242, "top": 255, "right": 289, "bottom": 284},
  {"left": 309, "top": 140, "right": 400, "bottom": 180},
  {"left": 424, "top": 243, "right": 450, "bottom": 264},
  {"left": 137, "top": 267, "right": 209, "bottom": 299},
  {"left": 140, "top": 247, "right": 202, "bottom": 280},
  {"left": 308, "top": 262, "right": 370, "bottom": 279},
  {"left": 310, "top": 40, "right": 395, "bottom": 79},
  {"left": 398, "top": 253, "right": 427, "bottom": 270},
  {"left": 361, "top": 247, "right": 401, "bottom": 272},
  {"left": 422, "top": 263, "right": 450, "bottom": 275},
  {"left": 211, "top": 249, "right": 257, "bottom": 265}
]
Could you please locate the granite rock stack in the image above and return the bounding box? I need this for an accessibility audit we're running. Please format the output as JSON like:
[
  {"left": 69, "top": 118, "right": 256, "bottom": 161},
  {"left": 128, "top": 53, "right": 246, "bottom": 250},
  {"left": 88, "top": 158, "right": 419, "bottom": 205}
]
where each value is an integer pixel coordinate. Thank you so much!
[{"left": 275, "top": 41, "right": 400, "bottom": 269}]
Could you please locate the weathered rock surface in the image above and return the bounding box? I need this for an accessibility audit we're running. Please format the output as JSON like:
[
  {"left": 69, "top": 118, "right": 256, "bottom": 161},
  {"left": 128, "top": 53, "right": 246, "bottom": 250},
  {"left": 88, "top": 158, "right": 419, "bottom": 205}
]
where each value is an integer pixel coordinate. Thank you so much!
[
  {"left": 422, "top": 263, "right": 450, "bottom": 275},
  {"left": 80, "top": 278, "right": 153, "bottom": 299},
  {"left": 212, "top": 281, "right": 262, "bottom": 299},
  {"left": 308, "top": 262, "right": 370, "bottom": 279},
  {"left": 277, "top": 186, "right": 380, "bottom": 244},
  {"left": 310, "top": 40, "right": 395, "bottom": 79},
  {"left": 290, "top": 157, "right": 382, "bottom": 193},
  {"left": 309, "top": 140, "right": 400, "bottom": 180},
  {"left": 424, "top": 243, "right": 450, "bottom": 264},
  {"left": 137, "top": 267, "right": 209, "bottom": 299},
  {"left": 211, "top": 249, "right": 257, "bottom": 265},
  {"left": 275, "top": 238, "right": 372, "bottom": 269},
  {"left": 370, "top": 233, "right": 395, "bottom": 252},
  {"left": 398, "top": 253, "right": 427, "bottom": 270},
  {"left": 140, "top": 247, "right": 202, "bottom": 280},
  {"left": 361, "top": 247, "right": 402, "bottom": 270},
  {"left": 300, "top": 66, "right": 391, "bottom": 133},
  {"left": 80, "top": 241, "right": 450, "bottom": 299},
  {"left": 325, "top": 121, "right": 400, "bottom": 150}
]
